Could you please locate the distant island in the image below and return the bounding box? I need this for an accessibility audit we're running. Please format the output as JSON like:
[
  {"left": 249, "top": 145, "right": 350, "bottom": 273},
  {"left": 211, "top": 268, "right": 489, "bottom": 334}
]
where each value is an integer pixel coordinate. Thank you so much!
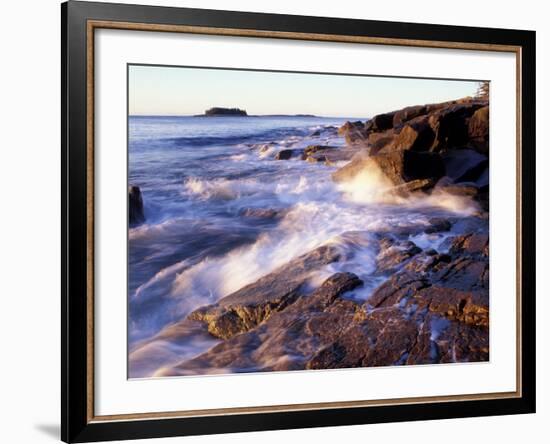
[
  {"left": 203, "top": 107, "right": 248, "bottom": 116},
  {"left": 194, "top": 108, "right": 322, "bottom": 118}
]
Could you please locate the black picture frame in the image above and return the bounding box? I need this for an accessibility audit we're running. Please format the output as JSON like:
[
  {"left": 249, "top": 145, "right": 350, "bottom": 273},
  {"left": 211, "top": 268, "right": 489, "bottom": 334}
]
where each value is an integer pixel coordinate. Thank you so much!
[{"left": 61, "top": 1, "right": 536, "bottom": 442}]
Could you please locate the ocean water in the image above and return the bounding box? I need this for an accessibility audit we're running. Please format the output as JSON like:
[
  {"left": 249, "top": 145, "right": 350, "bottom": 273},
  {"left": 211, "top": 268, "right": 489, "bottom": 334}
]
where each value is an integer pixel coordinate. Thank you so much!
[{"left": 128, "top": 115, "right": 483, "bottom": 377}]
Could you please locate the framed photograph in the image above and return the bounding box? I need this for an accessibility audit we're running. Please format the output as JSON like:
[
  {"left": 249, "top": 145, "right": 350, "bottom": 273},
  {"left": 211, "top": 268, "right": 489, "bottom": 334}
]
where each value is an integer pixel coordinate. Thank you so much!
[{"left": 61, "top": 1, "right": 536, "bottom": 442}]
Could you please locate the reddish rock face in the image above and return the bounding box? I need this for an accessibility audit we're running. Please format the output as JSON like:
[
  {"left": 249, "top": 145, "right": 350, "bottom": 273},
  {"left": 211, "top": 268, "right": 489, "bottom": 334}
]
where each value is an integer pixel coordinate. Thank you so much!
[{"left": 158, "top": 230, "right": 488, "bottom": 376}]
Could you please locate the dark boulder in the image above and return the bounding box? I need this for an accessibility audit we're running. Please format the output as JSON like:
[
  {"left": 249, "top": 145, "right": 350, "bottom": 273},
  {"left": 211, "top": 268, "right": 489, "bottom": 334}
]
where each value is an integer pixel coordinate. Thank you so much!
[
  {"left": 366, "top": 111, "right": 396, "bottom": 132},
  {"left": 442, "top": 149, "right": 488, "bottom": 181},
  {"left": 428, "top": 103, "right": 484, "bottom": 152},
  {"left": 425, "top": 217, "right": 453, "bottom": 234},
  {"left": 275, "top": 149, "right": 295, "bottom": 160},
  {"left": 391, "top": 116, "right": 435, "bottom": 152},
  {"left": 129, "top": 185, "right": 145, "bottom": 225}
]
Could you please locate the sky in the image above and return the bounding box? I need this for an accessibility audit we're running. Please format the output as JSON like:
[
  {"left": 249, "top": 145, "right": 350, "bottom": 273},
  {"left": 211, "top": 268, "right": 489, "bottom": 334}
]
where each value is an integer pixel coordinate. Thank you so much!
[{"left": 129, "top": 64, "right": 480, "bottom": 118}]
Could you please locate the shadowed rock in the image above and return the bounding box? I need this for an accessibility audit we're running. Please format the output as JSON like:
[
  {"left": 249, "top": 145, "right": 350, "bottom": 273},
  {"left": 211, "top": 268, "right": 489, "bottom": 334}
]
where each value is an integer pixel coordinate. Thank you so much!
[
  {"left": 332, "top": 150, "right": 445, "bottom": 186},
  {"left": 275, "top": 149, "right": 295, "bottom": 160},
  {"left": 428, "top": 102, "right": 485, "bottom": 152},
  {"left": 390, "top": 116, "right": 435, "bottom": 152},
  {"left": 365, "top": 112, "right": 396, "bottom": 132},
  {"left": 129, "top": 185, "right": 145, "bottom": 226},
  {"left": 468, "top": 106, "right": 489, "bottom": 154}
]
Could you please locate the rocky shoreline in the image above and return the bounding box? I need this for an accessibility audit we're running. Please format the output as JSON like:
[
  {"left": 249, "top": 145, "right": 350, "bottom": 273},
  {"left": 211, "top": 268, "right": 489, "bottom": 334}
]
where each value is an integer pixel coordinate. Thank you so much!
[{"left": 130, "top": 96, "right": 490, "bottom": 377}]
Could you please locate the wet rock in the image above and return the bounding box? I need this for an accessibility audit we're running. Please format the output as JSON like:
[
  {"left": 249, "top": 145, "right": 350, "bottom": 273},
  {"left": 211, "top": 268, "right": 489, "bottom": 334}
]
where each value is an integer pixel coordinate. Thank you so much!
[
  {"left": 387, "top": 178, "right": 435, "bottom": 197},
  {"left": 413, "top": 285, "right": 488, "bottom": 327},
  {"left": 304, "top": 145, "right": 338, "bottom": 156},
  {"left": 338, "top": 121, "right": 368, "bottom": 145},
  {"left": 188, "top": 245, "right": 343, "bottom": 339},
  {"left": 437, "top": 183, "right": 480, "bottom": 198},
  {"left": 375, "top": 238, "right": 422, "bottom": 274},
  {"left": 305, "top": 155, "right": 327, "bottom": 163},
  {"left": 308, "top": 306, "right": 419, "bottom": 369},
  {"left": 240, "top": 208, "right": 285, "bottom": 219},
  {"left": 129, "top": 185, "right": 145, "bottom": 225},
  {"left": 167, "top": 228, "right": 489, "bottom": 374},
  {"left": 449, "top": 233, "right": 489, "bottom": 257},
  {"left": 275, "top": 149, "right": 295, "bottom": 160},
  {"left": 172, "top": 273, "right": 364, "bottom": 374},
  {"left": 302, "top": 145, "right": 339, "bottom": 163},
  {"left": 428, "top": 102, "right": 485, "bottom": 152},
  {"left": 366, "top": 130, "right": 397, "bottom": 155},
  {"left": 332, "top": 150, "right": 445, "bottom": 186},
  {"left": 435, "top": 321, "right": 489, "bottom": 363},
  {"left": 425, "top": 217, "right": 452, "bottom": 233}
]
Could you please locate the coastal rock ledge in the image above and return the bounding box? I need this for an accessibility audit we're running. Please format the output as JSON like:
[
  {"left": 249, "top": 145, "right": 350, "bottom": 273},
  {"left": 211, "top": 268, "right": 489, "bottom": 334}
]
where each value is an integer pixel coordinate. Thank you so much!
[
  {"left": 334, "top": 97, "right": 489, "bottom": 207},
  {"left": 136, "top": 95, "right": 490, "bottom": 378}
]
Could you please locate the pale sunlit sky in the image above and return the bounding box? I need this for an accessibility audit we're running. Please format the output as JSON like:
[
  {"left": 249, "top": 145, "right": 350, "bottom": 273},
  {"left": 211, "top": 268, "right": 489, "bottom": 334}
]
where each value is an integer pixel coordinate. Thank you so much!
[{"left": 129, "top": 64, "right": 479, "bottom": 118}]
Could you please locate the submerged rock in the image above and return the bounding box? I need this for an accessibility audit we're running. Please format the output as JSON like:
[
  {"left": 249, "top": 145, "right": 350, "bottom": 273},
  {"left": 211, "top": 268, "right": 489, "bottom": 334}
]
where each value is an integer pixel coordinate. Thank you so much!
[
  {"left": 240, "top": 208, "right": 286, "bottom": 219},
  {"left": 275, "top": 149, "right": 295, "bottom": 160},
  {"left": 128, "top": 185, "right": 145, "bottom": 226}
]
